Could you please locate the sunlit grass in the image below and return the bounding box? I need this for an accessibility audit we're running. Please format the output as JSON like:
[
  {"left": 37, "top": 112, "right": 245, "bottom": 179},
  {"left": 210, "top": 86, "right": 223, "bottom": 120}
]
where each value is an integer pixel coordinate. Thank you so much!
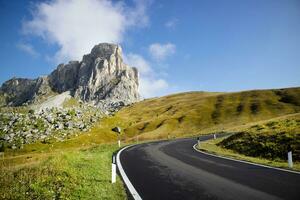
[
  {"left": 0, "top": 144, "right": 126, "bottom": 199},
  {"left": 198, "top": 137, "right": 300, "bottom": 172},
  {"left": 111, "top": 88, "right": 300, "bottom": 141}
]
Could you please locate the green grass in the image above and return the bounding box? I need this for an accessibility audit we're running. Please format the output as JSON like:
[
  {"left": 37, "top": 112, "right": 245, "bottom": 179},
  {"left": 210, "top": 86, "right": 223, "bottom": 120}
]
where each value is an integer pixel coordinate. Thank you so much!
[
  {"left": 219, "top": 114, "right": 300, "bottom": 161},
  {"left": 197, "top": 114, "right": 300, "bottom": 171},
  {"left": 0, "top": 105, "right": 30, "bottom": 114},
  {"left": 63, "top": 97, "right": 80, "bottom": 108},
  {"left": 0, "top": 144, "right": 126, "bottom": 200},
  {"left": 108, "top": 87, "right": 300, "bottom": 141},
  {"left": 198, "top": 137, "right": 300, "bottom": 171}
]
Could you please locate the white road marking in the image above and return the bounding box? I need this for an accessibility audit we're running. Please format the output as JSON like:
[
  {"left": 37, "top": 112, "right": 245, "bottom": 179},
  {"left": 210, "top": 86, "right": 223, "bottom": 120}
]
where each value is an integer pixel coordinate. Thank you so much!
[
  {"left": 116, "top": 145, "right": 142, "bottom": 200},
  {"left": 193, "top": 143, "right": 300, "bottom": 175}
]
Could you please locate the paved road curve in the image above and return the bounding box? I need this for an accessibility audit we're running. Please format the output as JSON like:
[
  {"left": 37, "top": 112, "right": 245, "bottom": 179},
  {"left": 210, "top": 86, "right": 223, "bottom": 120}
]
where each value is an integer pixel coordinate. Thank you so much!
[{"left": 119, "top": 135, "right": 300, "bottom": 200}]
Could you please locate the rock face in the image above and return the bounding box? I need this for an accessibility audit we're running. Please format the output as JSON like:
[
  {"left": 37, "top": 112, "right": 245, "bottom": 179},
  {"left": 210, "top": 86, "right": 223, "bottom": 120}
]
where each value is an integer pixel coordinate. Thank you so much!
[{"left": 0, "top": 43, "right": 140, "bottom": 110}]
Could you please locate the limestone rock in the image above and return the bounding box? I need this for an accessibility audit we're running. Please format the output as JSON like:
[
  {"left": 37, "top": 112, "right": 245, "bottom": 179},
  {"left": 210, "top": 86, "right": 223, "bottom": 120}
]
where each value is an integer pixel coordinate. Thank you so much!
[
  {"left": 0, "top": 78, "right": 36, "bottom": 106},
  {"left": 49, "top": 61, "right": 80, "bottom": 93},
  {"left": 74, "top": 43, "right": 139, "bottom": 106},
  {"left": 0, "top": 43, "right": 140, "bottom": 111}
]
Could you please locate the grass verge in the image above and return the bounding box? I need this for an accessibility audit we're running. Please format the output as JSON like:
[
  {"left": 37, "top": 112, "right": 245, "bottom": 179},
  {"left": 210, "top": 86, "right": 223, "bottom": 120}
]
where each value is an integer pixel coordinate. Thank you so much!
[
  {"left": 197, "top": 137, "right": 300, "bottom": 172},
  {"left": 0, "top": 144, "right": 127, "bottom": 199}
]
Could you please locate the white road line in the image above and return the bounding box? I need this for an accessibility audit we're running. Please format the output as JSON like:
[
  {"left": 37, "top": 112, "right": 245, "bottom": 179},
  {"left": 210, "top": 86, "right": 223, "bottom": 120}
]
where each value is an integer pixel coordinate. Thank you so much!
[
  {"left": 116, "top": 145, "right": 142, "bottom": 200},
  {"left": 193, "top": 144, "right": 300, "bottom": 175}
]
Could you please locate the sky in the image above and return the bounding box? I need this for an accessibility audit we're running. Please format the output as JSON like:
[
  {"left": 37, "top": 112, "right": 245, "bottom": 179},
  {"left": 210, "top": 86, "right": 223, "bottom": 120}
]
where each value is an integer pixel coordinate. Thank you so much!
[{"left": 0, "top": 0, "right": 299, "bottom": 98}]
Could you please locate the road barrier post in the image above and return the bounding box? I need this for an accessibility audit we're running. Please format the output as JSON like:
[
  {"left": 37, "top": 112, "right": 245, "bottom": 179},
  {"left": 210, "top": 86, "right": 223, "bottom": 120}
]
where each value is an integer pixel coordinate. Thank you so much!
[
  {"left": 197, "top": 137, "right": 200, "bottom": 148},
  {"left": 112, "top": 154, "right": 116, "bottom": 183},
  {"left": 213, "top": 134, "right": 216, "bottom": 140},
  {"left": 112, "top": 127, "right": 121, "bottom": 148},
  {"left": 288, "top": 151, "right": 293, "bottom": 168}
]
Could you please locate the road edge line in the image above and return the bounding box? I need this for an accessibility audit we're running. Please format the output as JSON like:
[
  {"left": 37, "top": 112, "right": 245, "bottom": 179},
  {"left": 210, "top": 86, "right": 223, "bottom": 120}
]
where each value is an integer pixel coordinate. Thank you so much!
[
  {"left": 193, "top": 143, "right": 300, "bottom": 175},
  {"left": 116, "top": 145, "right": 142, "bottom": 200}
]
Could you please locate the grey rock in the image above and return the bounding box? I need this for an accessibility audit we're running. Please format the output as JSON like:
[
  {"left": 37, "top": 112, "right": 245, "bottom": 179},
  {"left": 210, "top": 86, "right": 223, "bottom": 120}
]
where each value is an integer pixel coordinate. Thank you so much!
[
  {"left": 46, "top": 116, "right": 54, "bottom": 123},
  {"left": 74, "top": 44, "right": 139, "bottom": 106},
  {"left": 4, "top": 135, "right": 10, "bottom": 141},
  {"left": 65, "top": 121, "right": 73, "bottom": 129},
  {"left": 0, "top": 43, "right": 140, "bottom": 112},
  {"left": 0, "top": 78, "right": 36, "bottom": 106},
  {"left": 49, "top": 61, "right": 80, "bottom": 93}
]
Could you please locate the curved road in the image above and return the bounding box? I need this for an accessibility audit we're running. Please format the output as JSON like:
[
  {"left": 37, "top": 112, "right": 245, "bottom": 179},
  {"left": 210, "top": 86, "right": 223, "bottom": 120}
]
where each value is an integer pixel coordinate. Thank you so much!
[{"left": 119, "top": 135, "right": 300, "bottom": 200}]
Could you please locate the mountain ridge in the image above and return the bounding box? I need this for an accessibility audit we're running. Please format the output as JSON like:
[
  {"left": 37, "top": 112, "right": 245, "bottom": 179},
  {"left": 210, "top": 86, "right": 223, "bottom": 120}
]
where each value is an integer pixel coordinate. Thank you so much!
[{"left": 0, "top": 43, "right": 140, "bottom": 111}]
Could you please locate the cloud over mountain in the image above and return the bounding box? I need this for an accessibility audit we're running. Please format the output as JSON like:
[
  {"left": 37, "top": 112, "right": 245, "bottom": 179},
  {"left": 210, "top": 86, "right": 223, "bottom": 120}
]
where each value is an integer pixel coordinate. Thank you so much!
[
  {"left": 149, "top": 43, "right": 176, "bottom": 61},
  {"left": 23, "top": 0, "right": 148, "bottom": 62},
  {"left": 124, "top": 53, "right": 168, "bottom": 98}
]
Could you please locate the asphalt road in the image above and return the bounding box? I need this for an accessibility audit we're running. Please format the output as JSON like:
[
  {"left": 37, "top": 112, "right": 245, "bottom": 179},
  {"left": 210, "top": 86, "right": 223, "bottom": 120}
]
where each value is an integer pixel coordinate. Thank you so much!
[{"left": 119, "top": 135, "right": 300, "bottom": 200}]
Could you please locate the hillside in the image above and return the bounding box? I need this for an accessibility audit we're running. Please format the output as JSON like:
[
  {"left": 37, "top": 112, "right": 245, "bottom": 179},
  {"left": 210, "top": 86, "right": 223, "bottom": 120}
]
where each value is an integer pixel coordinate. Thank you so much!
[
  {"left": 3, "top": 87, "right": 299, "bottom": 155},
  {"left": 219, "top": 113, "right": 300, "bottom": 161},
  {"left": 109, "top": 87, "right": 300, "bottom": 141},
  {"left": 1, "top": 87, "right": 300, "bottom": 199}
]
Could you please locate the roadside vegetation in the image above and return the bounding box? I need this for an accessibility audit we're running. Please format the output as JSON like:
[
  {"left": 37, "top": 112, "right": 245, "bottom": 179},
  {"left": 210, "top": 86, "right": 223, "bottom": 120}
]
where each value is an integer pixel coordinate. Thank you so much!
[
  {"left": 197, "top": 114, "right": 300, "bottom": 171},
  {"left": 0, "top": 144, "right": 126, "bottom": 199},
  {"left": 219, "top": 115, "right": 300, "bottom": 161}
]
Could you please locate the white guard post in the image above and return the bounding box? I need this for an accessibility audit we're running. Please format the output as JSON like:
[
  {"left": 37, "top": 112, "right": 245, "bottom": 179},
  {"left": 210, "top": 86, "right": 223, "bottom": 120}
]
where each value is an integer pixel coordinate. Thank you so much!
[
  {"left": 288, "top": 151, "right": 293, "bottom": 168},
  {"left": 197, "top": 137, "right": 200, "bottom": 148},
  {"left": 112, "top": 154, "right": 116, "bottom": 183},
  {"left": 112, "top": 126, "right": 122, "bottom": 148},
  {"left": 213, "top": 134, "right": 216, "bottom": 140}
]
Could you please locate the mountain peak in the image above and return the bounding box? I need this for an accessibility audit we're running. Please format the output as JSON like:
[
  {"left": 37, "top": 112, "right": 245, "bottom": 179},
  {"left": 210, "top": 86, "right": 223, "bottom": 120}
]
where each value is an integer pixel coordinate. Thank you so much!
[
  {"left": 90, "top": 43, "right": 120, "bottom": 58},
  {"left": 0, "top": 43, "right": 140, "bottom": 111}
]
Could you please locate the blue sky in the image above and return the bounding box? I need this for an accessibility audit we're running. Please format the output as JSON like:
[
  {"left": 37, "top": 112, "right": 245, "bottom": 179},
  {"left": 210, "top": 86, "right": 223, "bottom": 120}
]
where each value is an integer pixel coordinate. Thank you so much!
[{"left": 0, "top": 0, "right": 299, "bottom": 98}]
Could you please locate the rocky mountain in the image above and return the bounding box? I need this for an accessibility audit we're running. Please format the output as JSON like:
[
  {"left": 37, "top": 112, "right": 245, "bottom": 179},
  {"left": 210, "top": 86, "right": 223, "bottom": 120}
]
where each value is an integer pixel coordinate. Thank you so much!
[{"left": 0, "top": 43, "right": 140, "bottom": 110}]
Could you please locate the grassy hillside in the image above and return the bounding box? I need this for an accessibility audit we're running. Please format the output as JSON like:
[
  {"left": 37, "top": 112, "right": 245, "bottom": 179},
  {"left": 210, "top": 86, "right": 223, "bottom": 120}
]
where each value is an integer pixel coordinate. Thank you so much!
[
  {"left": 2, "top": 87, "right": 300, "bottom": 156},
  {"left": 219, "top": 113, "right": 300, "bottom": 161},
  {"left": 197, "top": 113, "right": 300, "bottom": 170},
  {"left": 110, "top": 87, "right": 300, "bottom": 141},
  {"left": 1, "top": 87, "right": 300, "bottom": 199}
]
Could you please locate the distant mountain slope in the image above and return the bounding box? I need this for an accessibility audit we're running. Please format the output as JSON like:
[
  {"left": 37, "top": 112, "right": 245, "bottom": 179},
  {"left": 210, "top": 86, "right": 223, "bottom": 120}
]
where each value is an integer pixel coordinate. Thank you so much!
[{"left": 111, "top": 87, "right": 300, "bottom": 140}]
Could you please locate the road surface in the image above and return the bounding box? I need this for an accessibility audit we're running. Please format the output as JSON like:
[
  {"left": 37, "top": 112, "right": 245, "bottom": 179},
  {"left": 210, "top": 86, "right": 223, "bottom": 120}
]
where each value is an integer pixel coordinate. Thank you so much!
[{"left": 119, "top": 135, "right": 300, "bottom": 200}]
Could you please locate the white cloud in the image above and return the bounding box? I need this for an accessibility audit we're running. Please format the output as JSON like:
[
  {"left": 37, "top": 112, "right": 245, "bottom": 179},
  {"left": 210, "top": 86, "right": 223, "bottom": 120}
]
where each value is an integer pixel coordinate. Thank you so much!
[
  {"left": 149, "top": 43, "right": 176, "bottom": 61},
  {"left": 21, "top": 0, "right": 170, "bottom": 98},
  {"left": 165, "top": 18, "right": 178, "bottom": 29},
  {"left": 125, "top": 53, "right": 168, "bottom": 98},
  {"left": 139, "top": 78, "right": 168, "bottom": 98},
  {"left": 124, "top": 53, "right": 152, "bottom": 75},
  {"left": 22, "top": 0, "right": 149, "bottom": 62},
  {"left": 16, "top": 43, "right": 39, "bottom": 57}
]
